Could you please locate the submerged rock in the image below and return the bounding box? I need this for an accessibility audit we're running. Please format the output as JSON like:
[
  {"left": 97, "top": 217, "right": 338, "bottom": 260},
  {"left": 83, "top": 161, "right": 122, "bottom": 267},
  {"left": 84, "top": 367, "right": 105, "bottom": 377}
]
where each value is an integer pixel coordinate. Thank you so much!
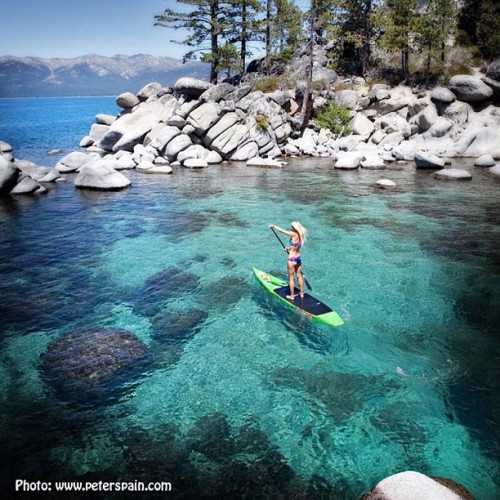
[{"left": 41, "top": 327, "right": 148, "bottom": 394}]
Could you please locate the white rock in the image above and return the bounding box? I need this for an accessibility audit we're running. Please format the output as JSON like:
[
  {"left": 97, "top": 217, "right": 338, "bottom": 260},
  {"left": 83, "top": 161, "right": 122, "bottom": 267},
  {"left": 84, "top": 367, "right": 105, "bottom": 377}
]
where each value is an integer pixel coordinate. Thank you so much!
[
  {"left": 116, "top": 92, "right": 139, "bottom": 109},
  {"left": 165, "top": 134, "right": 192, "bottom": 161},
  {"left": 56, "top": 151, "right": 98, "bottom": 173},
  {"left": 136, "top": 161, "right": 155, "bottom": 171},
  {"left": 206, "top": 151, "right": 223, "bottom": 164},
  {"left": 204, "top": 112, "right": 240, "bottom": 144},
  {"left": 426, "top": 117, "right": 453, "bottom": 138},
  {"left": 414, "top": 151, "right": 445, "bottom": 168},
  {"left": 177, "top": 145, "right": 208, "bottom": 163},
  {"left": 150, "top": 125, "right": 182, "bottom": 153},
  {"left": 246, "top": 157, "right": 284, "bottom": 168},
  {"left": 183, "top": 158, "right": 208, "bottom": 169},
  {"left": 230, "top": 142, "right": 259, "bottom": 161},
  {"left": 335, "top": 151, "right": 362, "bottom": 169},
  {"left": 173, "top": 77, "right": 213, "bottom": 98},
  {"left": 361, "top": 153, "right": 385, "bottom": 169},
  {"left": 210, "top": 124, "right": 250, "bottom": 158},
  {"left": 79, "top": 136, "right": 94, "bottom": 148},
  {"left": 351, "top": 113, "right": 374, "bottom": 136},
  {"left": 474, "top": 154, "right": 496, "bottom": 166},
  {"left": 366, "top": 471, "right": 462, "bottom": 500},
  {"left": 433, "top": 168, "right": 472, "bottom": 180},
  {"left": 376, "top": 179, "right": 397, "bottom": 189},
  {"left": 448, "top": 75, "right": 494, "bottom": 103},
  {"left": 10, "top": 176, "right": 45, "bottom": 195},
  {"left": 75, "top": 160, "right": 131, "bottom": 190},
  {"left": 186, "top": 102, "right": 222, "bottom": 135},
  {"left": 141, "top": 164, "right": 173, "bottom": 174},
  {"left": 489, "top": 164, "right": 500, "bottom": 177},
  {"left": 96, "top": 114, "right": 116, "bottom": 126}
]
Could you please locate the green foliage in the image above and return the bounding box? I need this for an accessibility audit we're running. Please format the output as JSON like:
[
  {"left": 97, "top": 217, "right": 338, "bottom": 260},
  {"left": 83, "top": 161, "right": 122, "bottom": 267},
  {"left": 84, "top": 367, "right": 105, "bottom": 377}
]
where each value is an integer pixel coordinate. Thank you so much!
[
  {"left": 251, "top": 76, "right": 279, "bottom": 93},
  {"left": 255, "top": 114, "right": 269, "bottom": 130},
  {"left": 313, "top": 101, "right": 351, "bottom": 135},
  {"left": 459, "top": 0, "right": 500, "bottom": 60}
]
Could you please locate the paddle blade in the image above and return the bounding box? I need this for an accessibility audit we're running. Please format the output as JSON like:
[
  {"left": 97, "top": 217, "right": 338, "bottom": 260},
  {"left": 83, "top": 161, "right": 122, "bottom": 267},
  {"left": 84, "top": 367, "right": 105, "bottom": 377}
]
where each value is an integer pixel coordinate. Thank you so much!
[{"left": 303, "top": 274, "right": 313, "bottom": 291}]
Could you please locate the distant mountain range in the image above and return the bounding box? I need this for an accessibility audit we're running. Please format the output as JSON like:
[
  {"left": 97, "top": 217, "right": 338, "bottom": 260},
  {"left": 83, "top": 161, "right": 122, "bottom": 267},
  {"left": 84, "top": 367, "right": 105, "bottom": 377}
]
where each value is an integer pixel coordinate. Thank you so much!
[{"left": 0, "top": 54, "right": 211, "bottom": 97}]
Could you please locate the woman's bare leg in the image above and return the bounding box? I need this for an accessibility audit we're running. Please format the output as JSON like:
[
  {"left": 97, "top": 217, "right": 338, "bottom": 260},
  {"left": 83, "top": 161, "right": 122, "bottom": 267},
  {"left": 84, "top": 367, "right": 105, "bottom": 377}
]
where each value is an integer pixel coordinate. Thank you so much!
[
  {"left": 287, "top": 261, "right": 295, "bottom": 299},
  {"left": 296, "top": 263, "right": 304, "bottom": 297}
]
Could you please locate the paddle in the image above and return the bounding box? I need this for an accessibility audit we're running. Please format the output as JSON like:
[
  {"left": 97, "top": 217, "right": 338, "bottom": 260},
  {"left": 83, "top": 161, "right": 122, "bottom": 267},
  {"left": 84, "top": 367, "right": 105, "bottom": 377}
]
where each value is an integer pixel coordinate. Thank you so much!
[{"left": 270, "top": 226, "right": 313, "bottom": 291}]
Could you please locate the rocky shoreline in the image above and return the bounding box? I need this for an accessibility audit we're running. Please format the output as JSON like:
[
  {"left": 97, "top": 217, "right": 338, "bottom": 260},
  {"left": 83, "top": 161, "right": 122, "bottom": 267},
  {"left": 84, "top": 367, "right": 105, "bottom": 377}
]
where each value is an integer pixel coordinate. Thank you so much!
[{"left": 1, "top": 60, "right": 500, "bottom": 194}]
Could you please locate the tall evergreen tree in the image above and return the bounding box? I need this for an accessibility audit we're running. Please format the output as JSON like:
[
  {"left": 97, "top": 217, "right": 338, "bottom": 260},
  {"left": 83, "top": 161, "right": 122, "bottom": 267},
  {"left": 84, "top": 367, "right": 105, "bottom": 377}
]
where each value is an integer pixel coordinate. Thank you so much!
[
  {"left": 379, "top": 0, "right": 419, "bottom": 82},
  {"left": 337, "top": 0, "right": 378, "bottom": 76},
  {"left": 225, "top": 0, "right": 261, "bottom": 72},
  {"left": 155, "top": 0, "right": 227, "bottom": 83},
  {"left": 459, "top": 0, "right": 500, "bottom": 60},
  {"left": 419, "top": 0, "right": 457, "bottom": 82}
]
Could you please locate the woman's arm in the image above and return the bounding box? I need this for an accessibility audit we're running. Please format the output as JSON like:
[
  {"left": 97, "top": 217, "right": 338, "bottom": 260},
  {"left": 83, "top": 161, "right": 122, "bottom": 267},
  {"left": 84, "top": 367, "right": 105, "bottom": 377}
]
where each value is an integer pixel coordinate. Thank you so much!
[{"left": 269, "top": 224, "right": 294, "bottom": 237}]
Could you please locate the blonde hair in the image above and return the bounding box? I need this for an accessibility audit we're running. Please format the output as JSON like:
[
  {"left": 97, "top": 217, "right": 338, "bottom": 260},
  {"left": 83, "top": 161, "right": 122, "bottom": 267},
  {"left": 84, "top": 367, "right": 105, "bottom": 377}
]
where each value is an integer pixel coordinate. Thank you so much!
[{"left": 291, "top": 221, "right": 307, "bottom": 244}]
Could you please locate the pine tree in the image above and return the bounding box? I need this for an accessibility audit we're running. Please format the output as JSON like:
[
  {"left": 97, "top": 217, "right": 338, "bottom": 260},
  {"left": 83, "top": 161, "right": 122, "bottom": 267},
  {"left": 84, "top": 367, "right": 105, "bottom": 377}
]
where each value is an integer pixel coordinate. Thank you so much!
[
  {"left": 459, "top": 0, "right": 500, "bottom": 60},
  {"left": 225, "top": 0, "right": 261, "bottom": 73},
  {"left": 155, "top": 0, "right": 228, "bottom": 83},
  {"left": 419, "top": 0, "right": 457, "bottom": 82},
  {"left": 378, "top": 0, "right": 419, "bottom": 82},
  {"left": 337, "top": 0, "right": 378, "bottom": 77}
]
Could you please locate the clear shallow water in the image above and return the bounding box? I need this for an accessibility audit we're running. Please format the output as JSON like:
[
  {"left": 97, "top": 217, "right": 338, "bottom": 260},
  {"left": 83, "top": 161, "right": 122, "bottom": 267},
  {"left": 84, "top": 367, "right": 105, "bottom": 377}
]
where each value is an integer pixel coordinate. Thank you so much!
[{"left": 0, "top": 99, "right": 499, "bottom": 498}]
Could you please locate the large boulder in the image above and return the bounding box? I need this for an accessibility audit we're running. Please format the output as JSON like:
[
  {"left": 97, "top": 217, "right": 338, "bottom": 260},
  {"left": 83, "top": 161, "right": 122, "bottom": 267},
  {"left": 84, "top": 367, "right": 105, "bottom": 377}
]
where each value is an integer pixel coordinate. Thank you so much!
[
  {"left": 174, "top": 77, "right": 213, "bottom": 98},
  {"left": 199, "top": 83, "right": 235, "bottom": 103},
  {"left": 75, "top": 159, "right": 131, "bottom": 190},
  {"left": 41, "top": 327, "right": 147, "bottom": 396},
  {"left": 360, "top": 471, "right": 467, "bottom": 500},
  {"left": 165, "top": 134, "right": 192, "bottom": 161},
  {"left": 335, "top": 90, "right": 358, "bottom": 110},
  {"left": 186, "top": 102, "right": 222, "bottom": 136},
  {"left": 149, "top": 125, "right": 182, "bottom": 153},
  {"left": 98, "top": 112, "right": 159, "bottom": 152},
  {"left": 414, "top": 150, "right": 445, "bottom": 168},
  {"left": 210, "top": 124, "right": 250, "bottom": 158},
  {"left": 137, "top": 82, "right": 162, "bottom": 101},
  {"left": 10, "top": 175, "right": 45, "bottom": 195},
  {"left": 116, "top": 92, "right": 140, "bottom": 109},
  {"left": 0, "top": 155, "right": 20, "bottom": 195},
  {"left": 351, "top": 113, "right": 375, "bottom": 136},
  {"left": 431, "top": 87, "right": 456, "bottom": 105},
  {"left": 204, "top": 112, "right": 240, "bottom": 144},
  {"left": 56, "top": 151, "right": 98, "bottom": 173},
  {"left": 433, "top": 168, "right": 472, "bottom": 180},
  {"left": 454, "top": 127, "right": 500, "bottom": 158},
  {"left": 334, "top": 151, "right": 362, "bottom": 169},
  {"left": 448, "top": 75, "right": 493, "bottom": 103},
  {"left": 485, "top": 59, "right": 500, "bottom": 82}
]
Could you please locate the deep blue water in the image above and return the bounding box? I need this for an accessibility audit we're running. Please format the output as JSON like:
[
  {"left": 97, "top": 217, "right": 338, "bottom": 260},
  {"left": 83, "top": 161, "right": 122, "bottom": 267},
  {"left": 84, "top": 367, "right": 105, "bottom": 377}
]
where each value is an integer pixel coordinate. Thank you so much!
[
  {"left": 0, "top": 98, "right": 499, "bottom": 499},
  {"left": 0, "top": 96, "right": 119, "bottom": 164}
]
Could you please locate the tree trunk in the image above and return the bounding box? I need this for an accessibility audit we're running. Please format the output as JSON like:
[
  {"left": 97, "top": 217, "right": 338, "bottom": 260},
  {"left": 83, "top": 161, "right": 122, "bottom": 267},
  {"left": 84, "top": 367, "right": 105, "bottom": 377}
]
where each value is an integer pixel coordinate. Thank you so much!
[
  {"left": 241, "top": 2, "right": 247, "bottom": 73},
  {"left": 300, "top": 7, "right": 314, "bottom": 130},
  {"left": 362, "top": 0, "right": 371, "bottom": 77},
  {"left": 266, "top": 0, "right": 272, "bottom": 75},
  {"left": 210, "top": 0, "right": 219, "bottom": 83}
]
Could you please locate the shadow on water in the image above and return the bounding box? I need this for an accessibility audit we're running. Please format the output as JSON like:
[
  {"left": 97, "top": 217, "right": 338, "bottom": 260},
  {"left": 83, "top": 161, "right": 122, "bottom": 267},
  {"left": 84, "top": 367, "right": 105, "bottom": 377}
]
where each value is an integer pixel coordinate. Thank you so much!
[{"left": 253, "top": 284, "right": 349, "bottom": 357}]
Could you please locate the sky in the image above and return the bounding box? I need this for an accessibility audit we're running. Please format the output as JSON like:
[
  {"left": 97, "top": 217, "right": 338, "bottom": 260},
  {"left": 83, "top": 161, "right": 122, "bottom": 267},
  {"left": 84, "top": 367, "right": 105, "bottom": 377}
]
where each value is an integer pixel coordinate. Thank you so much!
[
  {"left": 2, "top": 0, "right": 311, "bottom": 62},
  {"left": 1, "top": 0, "right": 191, "bottom": 60}
]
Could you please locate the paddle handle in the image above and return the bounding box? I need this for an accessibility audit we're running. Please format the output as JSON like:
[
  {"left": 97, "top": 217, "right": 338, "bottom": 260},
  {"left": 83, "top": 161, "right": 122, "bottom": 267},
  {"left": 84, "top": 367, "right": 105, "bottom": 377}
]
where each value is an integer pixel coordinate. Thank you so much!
[{"left": 269, "top": 226, "right": 312, "bottom": 291}]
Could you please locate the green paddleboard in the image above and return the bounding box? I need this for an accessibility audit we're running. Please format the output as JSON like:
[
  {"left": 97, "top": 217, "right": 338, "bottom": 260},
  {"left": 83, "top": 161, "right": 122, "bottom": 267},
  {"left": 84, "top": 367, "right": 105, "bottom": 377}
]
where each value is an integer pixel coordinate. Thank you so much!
[{"left": 252, "top": 267, "right": 344, "bottom": 327}]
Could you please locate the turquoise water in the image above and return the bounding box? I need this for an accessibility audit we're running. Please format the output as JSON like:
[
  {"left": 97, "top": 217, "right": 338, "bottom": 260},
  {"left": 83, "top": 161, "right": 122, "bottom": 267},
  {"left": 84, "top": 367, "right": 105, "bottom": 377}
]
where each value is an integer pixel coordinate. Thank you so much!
[{"left": 0, "top": 99, "right": 499, "bottom": 498}]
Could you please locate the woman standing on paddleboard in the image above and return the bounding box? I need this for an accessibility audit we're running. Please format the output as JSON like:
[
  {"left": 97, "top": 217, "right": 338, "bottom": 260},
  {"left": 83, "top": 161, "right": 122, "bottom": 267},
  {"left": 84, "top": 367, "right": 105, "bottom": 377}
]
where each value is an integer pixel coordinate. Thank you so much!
[{"left": 268, "top": 222, "right": 308, "bottom": 300}]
